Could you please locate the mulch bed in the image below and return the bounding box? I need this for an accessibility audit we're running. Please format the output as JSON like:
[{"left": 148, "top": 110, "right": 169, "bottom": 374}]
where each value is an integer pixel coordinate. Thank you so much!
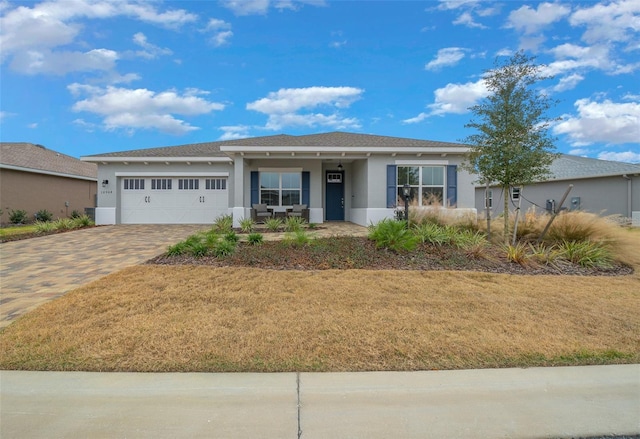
[{"left": 148, "top": 236, "right": 633, "bottom": 276}]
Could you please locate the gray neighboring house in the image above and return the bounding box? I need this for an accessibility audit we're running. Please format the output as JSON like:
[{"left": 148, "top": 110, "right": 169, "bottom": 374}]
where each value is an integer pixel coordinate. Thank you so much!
[
  {"left": 1, "top": 142, "right": 97, "bottom": 223},
  {"left": 474, "top": 154, "right": 640, "bottom": 225},
  {"left": 81, "top": 132, "right": 478, "bottom": 227}
]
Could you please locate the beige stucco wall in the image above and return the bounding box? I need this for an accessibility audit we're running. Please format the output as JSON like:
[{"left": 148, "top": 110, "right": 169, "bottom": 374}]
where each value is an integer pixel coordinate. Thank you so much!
[{"left": 0, "top": 168, "right": 97, "bottom": 223}]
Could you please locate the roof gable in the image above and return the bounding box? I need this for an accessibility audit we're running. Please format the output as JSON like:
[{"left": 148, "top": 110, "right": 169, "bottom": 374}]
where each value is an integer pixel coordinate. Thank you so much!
[{"left": 1, "top": 142, "right": 97, "bottom": 179}]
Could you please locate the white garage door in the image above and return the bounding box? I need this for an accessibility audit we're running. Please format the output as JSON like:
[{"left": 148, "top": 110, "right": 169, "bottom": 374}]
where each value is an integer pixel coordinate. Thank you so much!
[{"left": 121, "top": 177, "right": 228, "bottom": 224}]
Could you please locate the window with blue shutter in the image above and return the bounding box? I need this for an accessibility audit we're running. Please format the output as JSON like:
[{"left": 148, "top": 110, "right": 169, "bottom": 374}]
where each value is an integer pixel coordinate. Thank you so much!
[
  {"left": 447, "top": 165, "right": 457, "bottom": 207},
  {"left": 386, "top": 165, "right": 397, "bottom": 208}
]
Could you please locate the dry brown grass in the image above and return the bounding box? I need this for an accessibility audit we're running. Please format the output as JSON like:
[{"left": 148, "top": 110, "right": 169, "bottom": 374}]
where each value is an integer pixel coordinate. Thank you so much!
[{"left": 2, "top": 227, "right": 639, "bottom": 372}]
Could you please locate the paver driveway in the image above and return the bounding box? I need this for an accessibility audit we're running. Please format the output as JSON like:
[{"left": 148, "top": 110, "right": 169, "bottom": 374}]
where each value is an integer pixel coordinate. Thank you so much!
[{"left": 0, "top": 225, "right": 205, "bottom": 328}]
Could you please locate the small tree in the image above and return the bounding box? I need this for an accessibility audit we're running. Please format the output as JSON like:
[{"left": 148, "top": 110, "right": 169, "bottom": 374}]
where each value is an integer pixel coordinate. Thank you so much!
[{"left": 462, "top": 51, "right": 559, "bottom": 243}]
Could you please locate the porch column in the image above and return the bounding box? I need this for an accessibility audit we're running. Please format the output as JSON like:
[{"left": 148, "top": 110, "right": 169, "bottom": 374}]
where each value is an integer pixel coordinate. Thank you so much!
[{"left": 232, "top": 156, "right": 245, "bottom": 227}]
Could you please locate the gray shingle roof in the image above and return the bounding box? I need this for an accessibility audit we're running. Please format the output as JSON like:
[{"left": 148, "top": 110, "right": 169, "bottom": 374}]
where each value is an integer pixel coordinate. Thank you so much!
[
  {"left": 1, "top": 142, "right": 97, "bottom": 179},
  {"left": 83, "top": 132, "right": 468, "bottom": 158},
  {"left": 548, "top": 154, "right": 640, "bottom": 181}
]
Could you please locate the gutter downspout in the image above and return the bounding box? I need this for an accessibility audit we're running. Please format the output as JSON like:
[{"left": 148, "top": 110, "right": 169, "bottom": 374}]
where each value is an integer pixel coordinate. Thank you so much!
[{"left": 622, "top": 174, "right": 631, "bottom": 219}]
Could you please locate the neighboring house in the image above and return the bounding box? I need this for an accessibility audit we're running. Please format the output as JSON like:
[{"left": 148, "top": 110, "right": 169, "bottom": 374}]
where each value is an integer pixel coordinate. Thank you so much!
[
  {"left": 474, "top": 154, "right": 640, "bottom": 225},
  {"left": 0, "top": 142, "right": 97, "bottom": 223},
  {"left": 81, "top": 132, "right": 477, "bottom": 227}
]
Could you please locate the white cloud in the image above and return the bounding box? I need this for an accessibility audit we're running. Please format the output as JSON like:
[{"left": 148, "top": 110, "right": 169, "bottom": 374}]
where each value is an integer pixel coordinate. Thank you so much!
[
  {"left": 27, "top": 122, "right": 38, "bottom": 129},
  {"left": 597, "top": 150, "right": 640, "bottom": 163},
  {"left": 221, "top": 0, "right": 325, "bottom": 16},
  {"left": 507, "top": 2, "right": 571, "bottom": 35},
  {"left": 0, "top": 110, "right": 15, "bottom": 122},
  {"left": 246, "top": 86, "right": 363, "bottom": 130},
  {"left": 425, "top": 47, "right": 467, "bottom": 71},
  {"left": 570, "top": 0, "right": 640, "bottom": 45},
  {"left": 403, "top": 79, "right": 489, "bottom": 123},
  {"left": 219, "top": 125, "right": 251, "bottom": 140},
  {"left": 453, "top": 11, "right": 486, "bottom": 28},
  {"left": 553, "top": 98, "right": 640, "bottom": 146},
  {"left": 68, "top": 84, "right": 225, "bottom": 135},
  {"left": 550, "top": 73, "right": 584, "bottom": 92},
  {"left": 10, "top": 48, "right": 118, "bottom": 75},
  {"left": 132, "top": 32, "right": 172, "bottom": 59},
  {"left": 205, "top": 19, "right": 233, "bottom": 47},
  {"left": 0, "top": 0, "right": 196, "bottom": 73}
]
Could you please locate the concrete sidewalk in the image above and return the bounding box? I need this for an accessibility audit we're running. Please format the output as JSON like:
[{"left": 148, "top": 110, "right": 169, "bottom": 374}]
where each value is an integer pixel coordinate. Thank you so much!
[{"left": 2, "top": 365, "right": 638, "bottom": 438}]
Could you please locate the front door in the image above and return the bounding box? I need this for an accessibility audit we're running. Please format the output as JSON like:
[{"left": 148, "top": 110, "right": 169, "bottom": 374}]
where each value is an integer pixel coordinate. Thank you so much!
[{"left": 325, "top": 171, "right": 344, "bottom": 221}]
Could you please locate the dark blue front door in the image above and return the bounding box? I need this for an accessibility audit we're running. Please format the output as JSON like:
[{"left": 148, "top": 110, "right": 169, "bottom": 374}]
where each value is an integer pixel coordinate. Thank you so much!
[{"left": 325, "top": 171, "right": 344, "bottom": 221}]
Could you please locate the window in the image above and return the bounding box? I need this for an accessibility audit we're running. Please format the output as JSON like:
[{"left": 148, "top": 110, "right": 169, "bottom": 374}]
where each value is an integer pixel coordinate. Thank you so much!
[
  {"left": 485, "top": 189, "right": 493, "bottom": 208},
  {"left": 123, "top": 178, "right": 145, "bottom": 190},
  {"left": 206, "top": 178, "right": 227, "bottom": 190},
  {"left": 260, "top": 172, "right": 301, "bottom": 206},
  {"left": 397, "top": 166, "right": 445, "bottom": 206},
  {"left": 178, "top": 178, "right": 199, "bottom": 190},
  {"left": 151, "top": 178, "right": 172, "bottom": 190}
]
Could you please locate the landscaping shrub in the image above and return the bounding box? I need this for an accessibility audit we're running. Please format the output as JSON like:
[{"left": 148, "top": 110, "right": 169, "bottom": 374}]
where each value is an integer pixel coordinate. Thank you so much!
[
  {"left": 166, "top": 241, "right": 189, "bottom": 256},
  {"left": 212, "top": 239, "right": 236, "bottom": 257},
  {"left": 368, "top": 219, "right": 418, "bottom": 252},
  {"left": 247, "top": 233, "right": 264, "bottom": 245},
  {"left": 224, "top": 231, "right": 240, "bottom": 243},
  {"left": 9, "top": 209, "right": 28, "bottom": 224},
  {"left": 35, "top": 209, "right": 53, "bottom": 222},
  {"left": 189, "top": 241, "right": 210, "bottom": 257},
  {"left": 265, "top": 218, "right": 283, "bottom": 232},
  {"left": 34, "top": 220, "right": 56, "bottom": 234},
  {"left": 413, "top": 223, "right": 449, "bottom": 246},
  {"left": 283, "top": 229, "right": 313, "bottom": 247},
  {"left": 284, "top": 216, "right": 306, "bottom": 232},
  {"left": 557, "top": 240, "right": 613, "bottom": 268},
  {"left": 53, "top": 218, "right": 74, "bottom": 230},
  {"left": 212, "top": 214, "right": 233, "bottom": 233},
  {"left": 527, "top": 243, "right": 563, "bottom": 266},
  {"left": 240, "top": 218, "right": 255, "bottom": 233},
  {"left": 505, "top": 242, "right": 529, "bottom": 265},
  {"left": 70, "top": 210, "right": 83, "bottom": 219},
  {"left": 72, "top": 215, "right": 94, "bottom": 228}
]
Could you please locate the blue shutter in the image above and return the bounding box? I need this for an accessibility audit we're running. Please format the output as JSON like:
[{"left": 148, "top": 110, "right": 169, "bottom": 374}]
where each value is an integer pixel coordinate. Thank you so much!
[
  {"left": 301, "top": 171, "right": 310, "bottom": 205},
  {"left": 447, "top": 165, "right": 457, "bottom": 207},
  {"left": 250, "top": 171, "right": 259, "bottom": 205},
  {"left": 386, "top": 165, "right": 397, "bottom": 208}
]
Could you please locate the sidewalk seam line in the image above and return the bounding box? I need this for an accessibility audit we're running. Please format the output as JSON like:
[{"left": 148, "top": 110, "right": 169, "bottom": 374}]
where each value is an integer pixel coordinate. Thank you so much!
[{"left": 297, "top": 372, "right": 302, "bottom": 439}]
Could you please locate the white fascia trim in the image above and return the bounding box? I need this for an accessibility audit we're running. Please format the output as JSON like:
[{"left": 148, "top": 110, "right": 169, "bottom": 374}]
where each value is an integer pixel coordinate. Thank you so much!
[
  {"left": 0, "top": 164, "right": 97, "bottom": 182},
  {"left": 220, "top": 146, "right": 469, "bottom": 154},
  {"left": 81, "top": 156, "right": 231, "bottom": 163},
  {"left": 395, "top": 160, "right": 449, "bottom": 165},
  {"left": 115, "top": 172, "right": 229, "bottom": 177}
]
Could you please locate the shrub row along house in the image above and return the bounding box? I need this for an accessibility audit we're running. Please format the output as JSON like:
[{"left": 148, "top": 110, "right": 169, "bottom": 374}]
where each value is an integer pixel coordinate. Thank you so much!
[
  {"left": 0, "top": 142, "right": 97, "bottom": 223},
  {"left": 81, "top": 132, "right": 477, "bottom": 226}
]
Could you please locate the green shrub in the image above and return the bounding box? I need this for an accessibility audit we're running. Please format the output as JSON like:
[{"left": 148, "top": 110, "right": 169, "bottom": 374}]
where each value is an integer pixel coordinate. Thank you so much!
[
  {"left": 166, "top": 241, "right": 189, "bottom": 256},
  {"left": 368, "top": 219, "right": 418, "bottom": 252},
  {"left": 264, "top": 218, "right": 283, "bottom": 232},
  {"left": 505, "top": 242, "right": 529, "bottom": 265},
  {"left": 213, "top": 239, "right": 236, "bottom": 258},
  {"left": 213, "top": 214, "right": 233, "bottom": 233},
  {"left": 9, "top": 209, "right": 28, "bottom": 224},
  {"left": 72, "top": 215, "right": 94, "bottom": 228},
  {"left": 35, "top": 209, "right": 53, "bottom": 222},
  {"left": 34, "top": 220, "right": 56, "bottom": 234},
  {"left": 224, "top": 231, "right": 239, "bottom": 243},
  {"left": 527, "top": 243, "right": 563, "bottom": 266},
  {"left": 240, "top": 218, "right": 255, "bottom": 233},
  {"left": 413, "top": 223, "right": 449, "bottom": 245},
  {"left": 188, "top": 241, "right": 210, "bottom": 257},
  {"left": 283, "top": 229, "right": 313, "bottom": 247},
  {"left": 308, "top": 223, "right": 318, "bottom": 229},
  {"left": 557, "top": 240, "right": 613, "bottom": 268},
  {"left": 70, "top": 210, "right": 83, "bottom": 219},
  {"left": 284, "top": 216, "right": 306, "bottom": 232},
  {"left": 451, "top": 229, "right": 487, "bottom": 249},
  {"left": 54, "top": 218, "right": 74, "bottom": 230},
  {"left": 247, "top": 233, "right": 264, "bottom": 245}
]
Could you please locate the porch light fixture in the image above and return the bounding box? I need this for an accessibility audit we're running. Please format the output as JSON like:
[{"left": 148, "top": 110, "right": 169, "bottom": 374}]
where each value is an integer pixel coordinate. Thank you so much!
[
  {"left": 337, "top": 162, "right": 343, "bottom": 171},
  {"left": 402, "top": 184, "right": 411, "bottom": 226}
]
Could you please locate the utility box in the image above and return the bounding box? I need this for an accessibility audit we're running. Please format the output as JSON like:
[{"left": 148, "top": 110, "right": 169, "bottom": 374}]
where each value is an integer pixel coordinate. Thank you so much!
[
  {"left": 546, "top": 199, "right": 556, "bottom": 214},
  {"left": 570, "top": 197, "right": 581, "bottom": 211}
]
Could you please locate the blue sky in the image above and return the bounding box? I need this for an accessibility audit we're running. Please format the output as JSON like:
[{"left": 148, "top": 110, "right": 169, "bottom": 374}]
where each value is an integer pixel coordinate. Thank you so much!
[{"left": 1, "top": 0, "right": 639, "bottom": 162}]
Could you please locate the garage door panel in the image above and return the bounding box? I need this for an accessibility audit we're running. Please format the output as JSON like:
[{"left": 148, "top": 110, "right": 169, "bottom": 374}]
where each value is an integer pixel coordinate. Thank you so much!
[{"left": 121, "top": 177, "right": 228, "bottom": 224}]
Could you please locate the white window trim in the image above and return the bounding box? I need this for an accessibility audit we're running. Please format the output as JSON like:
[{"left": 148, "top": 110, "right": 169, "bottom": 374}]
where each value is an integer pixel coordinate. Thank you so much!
[{"left": 396, "top": 165, "right": 447, "bottom": 207}]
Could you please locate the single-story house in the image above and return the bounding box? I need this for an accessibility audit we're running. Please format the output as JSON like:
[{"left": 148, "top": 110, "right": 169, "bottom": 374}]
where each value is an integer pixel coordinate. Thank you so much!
[
  {"left": 474, "top": 154, "right": 640, "bottom": 225},
  {"left": 81, "top": 132, "right": 478, "bottom": 227},
  {"left": 0, "top": 142, "right": 97, "bottom": 223}
]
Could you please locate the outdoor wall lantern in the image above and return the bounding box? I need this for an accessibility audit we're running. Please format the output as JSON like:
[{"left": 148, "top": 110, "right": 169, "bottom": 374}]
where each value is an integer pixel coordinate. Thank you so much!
[
  {"left": 402, "top": 184, "right": 411, "bottom": 225},
  {"left": 102, "top": 179, "right": 109, "bottom": 186},
  {"left": 337, "top": 162, "right": 344, "bottom": 171}
]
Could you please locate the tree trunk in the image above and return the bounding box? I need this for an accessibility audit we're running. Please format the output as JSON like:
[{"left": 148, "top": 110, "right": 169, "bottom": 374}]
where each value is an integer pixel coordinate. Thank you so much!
[{"left": 503, "top": 186, "right": 510, "bottom": 244}]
